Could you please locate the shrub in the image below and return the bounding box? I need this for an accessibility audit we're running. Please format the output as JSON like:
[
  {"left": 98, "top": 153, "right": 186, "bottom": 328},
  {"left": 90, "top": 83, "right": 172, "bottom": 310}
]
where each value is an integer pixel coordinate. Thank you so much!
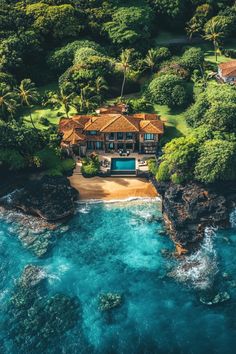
[
  {"left": 147, "top": 74, "right": 189, "bottom": 108},
  {"left": 40, "top": 117, "right": 50, "bottom": 126},
  {"left": 156, "top": 161, "right": 170, "bottom": 182},
  {"left": 147, "top": 158, "right": 158, "bottom": 175},
  {"left": 180, "top": 47, "right": 204, "bottom": 71},
  {"left": 171, "top": 172, "right": 184, "bottom": 184},
  {"left": 81, "top": 154, "right": 99, "bottom": 177},
  {"left": 128, "top": 97, "right": 153, "bottom": 113},
  {"left": 0, "top": 149, "right": 26, "bottom": 171}
]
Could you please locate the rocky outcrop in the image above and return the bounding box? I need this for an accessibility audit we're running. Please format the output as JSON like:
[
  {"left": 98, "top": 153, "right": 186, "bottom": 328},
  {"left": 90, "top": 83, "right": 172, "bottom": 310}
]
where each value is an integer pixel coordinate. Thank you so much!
[
  {"left": 156, "top": 181, "right": 235, "bottom": 251},
  {"left": 0, "top": 176, "right": 78, "bottom": 221}
]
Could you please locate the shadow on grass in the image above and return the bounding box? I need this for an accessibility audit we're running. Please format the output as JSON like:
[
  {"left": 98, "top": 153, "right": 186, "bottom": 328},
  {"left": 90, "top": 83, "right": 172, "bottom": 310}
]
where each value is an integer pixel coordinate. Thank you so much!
[{"left": 162, "top": 126, "right": 184, "bottom": 144}]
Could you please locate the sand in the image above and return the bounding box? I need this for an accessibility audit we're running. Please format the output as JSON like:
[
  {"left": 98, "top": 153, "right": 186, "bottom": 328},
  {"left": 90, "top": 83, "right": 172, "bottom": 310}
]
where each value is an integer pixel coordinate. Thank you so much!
[{"left": 69, "top": 174, "right": 158, "bottom": 201}]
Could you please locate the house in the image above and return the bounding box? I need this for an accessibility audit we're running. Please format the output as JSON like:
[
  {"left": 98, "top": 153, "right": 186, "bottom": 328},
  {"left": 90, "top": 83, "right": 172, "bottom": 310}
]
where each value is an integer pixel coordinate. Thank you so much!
[
  {"left": 218, "top": 61, "right": 236, "bottom": 83},
  {"left": 59, "top": 104, "right": 164, "bottom": 156}
]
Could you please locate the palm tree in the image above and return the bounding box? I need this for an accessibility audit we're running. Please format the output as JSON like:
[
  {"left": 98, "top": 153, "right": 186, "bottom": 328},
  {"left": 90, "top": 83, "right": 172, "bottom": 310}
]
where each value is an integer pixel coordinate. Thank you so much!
[
  {"left": 48, "top": 88, "right": 75, "bottom": 118},
  {"left": 203, "top": 18, "right": 225, "bottom": 62},
  {"left": 143, "top": 49, "right": 159, "bottom": 72},
  {"left": 15, "top": 79, "right": 39, "bottom": 129},
  {"left": 186, "top": 20, "right": 201, "bottom": 41},
  {"left": 0, "top": 84, "right": 17, "bottom": 121},
  {"left": 94, "top": 76, "right": 108, "bottom": 104},
  {"left": 117, "top": 49, "right": 133, "bottom": 101}
]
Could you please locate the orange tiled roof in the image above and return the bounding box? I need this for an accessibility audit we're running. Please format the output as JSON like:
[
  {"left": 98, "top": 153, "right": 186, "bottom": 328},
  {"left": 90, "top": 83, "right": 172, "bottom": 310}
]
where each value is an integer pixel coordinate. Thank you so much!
[
  {"left": 219, "top": 61, "right": 236, "bottom": 77},
  {"left": 59, "top": 118, "right": 82, "bottom": 132},
  {"left": 133, "top": 113, "right": 159, "bottom": 120},
  {"left": 140, "top": 120, "right": 164, "bottom": 134},
  {"left": 101, "top": 115, "right": 140, "bottom": 133},
  {"left": 63, "top": 129, "right": 86, "bottom": 144},
  {"left": 72, "top": 115, "right": 91, "bottom": 127},
  {"left": 85, "top": 115, "right": 117, "bottom": 131}
]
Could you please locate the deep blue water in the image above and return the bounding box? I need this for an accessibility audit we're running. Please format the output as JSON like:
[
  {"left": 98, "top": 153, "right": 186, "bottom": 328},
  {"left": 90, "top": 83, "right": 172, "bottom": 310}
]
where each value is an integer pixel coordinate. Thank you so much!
[
  {"left": 0, "top": 200, "right": 236, "bottom": 354},
  {"left": 111, "top": 158, "right": 136, "bottom": 171}
]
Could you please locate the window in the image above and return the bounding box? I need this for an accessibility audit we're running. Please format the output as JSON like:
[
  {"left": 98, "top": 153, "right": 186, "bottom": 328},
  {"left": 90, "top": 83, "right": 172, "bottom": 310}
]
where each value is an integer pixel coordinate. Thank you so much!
[
  {"left": 88, "top": 131, "right": 97, "bottom": 135},
  {"left": 87, "top": 141, "right": 93, "bottom": 149},
  {"left": 117, "top": 132, "right": 123, "bottom": 140},
  {"left": 95, "top": 141, "right": 103, "bottom": 150},
  {"left": 109, "top": 133, "right": 115, "bottom": 140},
  {"left": 126, "top": 132, "right": 133, "bottom": 140},
  {"left": 144, "top": 134, "right": 154, "bottom": 140},
  {"left": 108, "top": 142, "right": 114, "bottom": 149}
]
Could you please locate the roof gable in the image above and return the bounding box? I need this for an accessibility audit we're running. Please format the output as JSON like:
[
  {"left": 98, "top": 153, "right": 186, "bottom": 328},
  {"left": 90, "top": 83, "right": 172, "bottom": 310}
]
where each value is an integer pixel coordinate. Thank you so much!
[
  {"left": 100, "top": 115, "right": 140, "bottom": 132},
  {"left": 140, "top": 120, "right": 164, "bottom": 134}
]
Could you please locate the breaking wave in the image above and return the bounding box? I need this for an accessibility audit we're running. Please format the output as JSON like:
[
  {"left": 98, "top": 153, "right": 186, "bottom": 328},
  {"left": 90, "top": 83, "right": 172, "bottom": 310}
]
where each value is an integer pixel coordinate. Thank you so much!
[{"left": 169, "top": 227, "right": 218, "bottom": 289}]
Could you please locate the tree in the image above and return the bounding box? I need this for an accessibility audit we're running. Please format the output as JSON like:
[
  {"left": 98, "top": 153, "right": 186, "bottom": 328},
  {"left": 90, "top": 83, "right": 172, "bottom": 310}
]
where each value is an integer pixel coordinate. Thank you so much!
[
  {"left": 94, "top": 76, "right": 108, "bottom": 104},
  {"left": 104, "top": 5, "right": 153, "bottom": 47},
  {"left": 147, "top": 74, "right": 188, "bottom": 108},
  {"left": 15, "top": 79, "right": 39, "bottom": 129},
  {"left": 205, "top": 103, "right": 236, "bottom": 132},
  {"left": 203, "top": 17, "right": 228, "bottom": 61},
  {"left": 25, "top": 3, "right": 83, "bottom": 41},
  {"left": 117, "top": 49, "right": 133, "bottom": 101},
  {"left": 181, "top": 47, "right": 204, "bottom": 71},
  {"left": 157, "top": 135, "right": 200, "bottom": 182},
  {"left": 0, "top": 84, "right": 17, "bottom": 121},
  {"left": 143, "top": 49, "right": 160, "bottom": 72},
  {"left": 47, "top": 40, "right": 103, "bottom": 74},
  {"left": 186, "top": 84, "right": 236, "bottom": 129},
  {"left": 195, "top": 139, "right": 236, "bottom": 183},
  {"left": 143, "top": 47, "right": 171, "bottom": 72},
  {"left": 46, "top": 88, "right": 75, "bottom": 118}
]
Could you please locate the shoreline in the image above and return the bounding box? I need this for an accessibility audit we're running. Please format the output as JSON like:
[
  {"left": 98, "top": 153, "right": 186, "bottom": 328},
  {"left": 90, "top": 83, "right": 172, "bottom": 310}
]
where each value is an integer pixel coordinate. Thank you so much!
[{"left": 69, "top": 175, "right": 158, "bottom": 201}]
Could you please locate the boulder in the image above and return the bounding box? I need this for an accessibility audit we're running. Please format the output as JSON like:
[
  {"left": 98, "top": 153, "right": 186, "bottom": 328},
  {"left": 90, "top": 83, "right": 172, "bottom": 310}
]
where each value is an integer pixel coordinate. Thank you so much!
[
  {"left": 156, "top": 182, "right": 231, "bottom": 250},
  {"left": 0, "top": 176, "right": 78, "bottom": 221}
]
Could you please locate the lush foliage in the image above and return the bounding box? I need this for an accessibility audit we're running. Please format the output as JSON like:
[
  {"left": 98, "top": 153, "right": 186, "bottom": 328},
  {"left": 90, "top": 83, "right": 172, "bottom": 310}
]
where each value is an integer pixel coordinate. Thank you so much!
[{"left": 81, "top": 153, "right": 100, "bottom": 177}]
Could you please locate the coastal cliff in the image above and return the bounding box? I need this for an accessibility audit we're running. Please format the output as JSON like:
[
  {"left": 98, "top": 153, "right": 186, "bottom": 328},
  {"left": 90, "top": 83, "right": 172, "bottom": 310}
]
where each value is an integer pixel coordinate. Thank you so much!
[
  {"left": 155, "top": 181, "right": 236, "bottom": 253},
  {"left": 0, "top": 176, "right": 78, "bottom": 221}
]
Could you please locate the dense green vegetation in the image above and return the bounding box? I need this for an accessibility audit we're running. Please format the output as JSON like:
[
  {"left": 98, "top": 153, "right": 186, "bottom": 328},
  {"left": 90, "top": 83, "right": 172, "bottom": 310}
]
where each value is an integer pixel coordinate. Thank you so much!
[{"left": 0, "top": 0, "right": 235, "bottom": 181}]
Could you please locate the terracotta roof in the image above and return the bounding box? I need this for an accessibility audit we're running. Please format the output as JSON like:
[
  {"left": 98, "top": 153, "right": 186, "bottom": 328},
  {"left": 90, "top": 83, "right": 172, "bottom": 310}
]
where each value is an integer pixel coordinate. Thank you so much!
[
  {"left": 133, "top": 113, "right": 159, "bottom": 120},
  {"left": 140, "top": 120, "right": 164, "bottom": 134},
  {"left": 96, "top": 104, "right": 127, "bottom": 114},
  {"left": 100, "top": 115, "right": 140, "bottom": 133},
  {"left": 219, "top": 61, "right": 236, "bottom": 77},
  {"left": 72, "top": 115, "right": 91, "bottom": 127},
  {"left": 59, "top": 118, "right": 82, "bottom": 132},
  {"left": 63, "top": 129, "right": 86, "bottom": 144}
]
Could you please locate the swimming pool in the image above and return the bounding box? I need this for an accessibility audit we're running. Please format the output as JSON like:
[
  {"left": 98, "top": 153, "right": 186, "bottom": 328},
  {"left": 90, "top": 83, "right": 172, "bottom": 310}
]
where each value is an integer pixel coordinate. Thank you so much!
[{"left": 111, "top": 158, "right": 136, "bottom": 171}]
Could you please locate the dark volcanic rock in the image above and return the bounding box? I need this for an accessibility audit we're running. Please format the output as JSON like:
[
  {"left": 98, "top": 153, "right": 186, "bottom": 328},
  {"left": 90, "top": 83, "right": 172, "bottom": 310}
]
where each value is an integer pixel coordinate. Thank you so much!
[
  {"left": 0, "top": 176, "right": 78, "bottom": 221},
  {"left": 156, "top": 182, "right": 232, "bottom": 250}
]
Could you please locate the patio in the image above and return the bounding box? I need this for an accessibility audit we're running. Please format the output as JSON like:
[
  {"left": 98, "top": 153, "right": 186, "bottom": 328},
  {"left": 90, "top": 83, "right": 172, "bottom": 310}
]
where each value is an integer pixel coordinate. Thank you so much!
[{"left": 97, "top": 152, "right": 155, "bottom": 176}]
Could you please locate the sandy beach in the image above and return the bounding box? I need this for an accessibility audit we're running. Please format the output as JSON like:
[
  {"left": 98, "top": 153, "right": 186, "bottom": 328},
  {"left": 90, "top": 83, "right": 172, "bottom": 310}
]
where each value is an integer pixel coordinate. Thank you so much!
[{"left": 69, "top": 174, "right": 158, "bottom": 200}]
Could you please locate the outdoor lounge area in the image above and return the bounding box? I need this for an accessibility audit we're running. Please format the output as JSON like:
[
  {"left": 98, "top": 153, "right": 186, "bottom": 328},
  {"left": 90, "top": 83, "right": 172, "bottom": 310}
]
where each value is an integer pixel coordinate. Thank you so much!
[{"left": 77, "top": 152, "right": 153, "bottom": 177}]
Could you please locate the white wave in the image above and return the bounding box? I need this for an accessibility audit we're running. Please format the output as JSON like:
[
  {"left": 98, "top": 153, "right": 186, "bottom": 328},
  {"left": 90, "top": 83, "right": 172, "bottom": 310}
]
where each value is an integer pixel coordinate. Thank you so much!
[
  {"left": 0, "top": 189, "right": 23, "bottom": 204},
  {"left": 230, "top": 208, "right": 236, "bottom": 228},
  {"left": 76, "top": 196, "right": 161, "bottom": 205},
  {"left": 170, "top": 227, "right": 218, "bottom": 290}
]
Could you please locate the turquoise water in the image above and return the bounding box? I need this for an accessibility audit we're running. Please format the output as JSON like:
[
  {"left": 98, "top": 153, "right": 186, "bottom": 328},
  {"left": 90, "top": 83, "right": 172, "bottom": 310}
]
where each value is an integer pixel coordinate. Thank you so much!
[
  {"left": 111, "top": 158, "right": 136, "bottom": 171},
  {"left": 0, "top": 200, "right": 236, "bottom": 353}
]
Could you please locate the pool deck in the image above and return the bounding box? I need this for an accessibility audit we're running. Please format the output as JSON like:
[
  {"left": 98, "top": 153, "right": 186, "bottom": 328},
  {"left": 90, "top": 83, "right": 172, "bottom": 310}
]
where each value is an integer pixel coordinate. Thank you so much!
[{"left": 69, "top": 162, "right": 158, "bottom": 201}]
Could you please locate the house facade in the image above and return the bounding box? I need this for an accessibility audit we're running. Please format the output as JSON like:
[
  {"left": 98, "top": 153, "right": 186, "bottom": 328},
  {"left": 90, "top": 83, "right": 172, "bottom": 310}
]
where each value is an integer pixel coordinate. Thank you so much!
[
  {"left": 218, "top": 61, "right": 236, "bottom": 83},
  {"left": 59, "top": 104, "right": 164, "bottom": 156}
]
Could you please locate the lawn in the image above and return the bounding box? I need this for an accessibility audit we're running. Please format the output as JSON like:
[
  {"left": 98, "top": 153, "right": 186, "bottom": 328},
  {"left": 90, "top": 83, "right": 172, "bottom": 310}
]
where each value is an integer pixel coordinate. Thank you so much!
[
  {"left": 23, "top": 81, "right": 76, "bottom": 130},
  {"left": 23, "top": 106, "right": 76, "bottom": 130},
  {"left": 154, "top": 104, "right": 190, "bottom": 142}
]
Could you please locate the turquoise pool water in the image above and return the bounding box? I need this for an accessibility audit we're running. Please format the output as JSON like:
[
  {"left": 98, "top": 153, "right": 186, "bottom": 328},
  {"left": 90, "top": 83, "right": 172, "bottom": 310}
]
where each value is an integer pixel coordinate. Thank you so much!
[
  {"left": 111, "top": 158, "right": 136, "bottom": 171},
  {"left": 0, "top": 201, "right": 236, "bottom": 353}
]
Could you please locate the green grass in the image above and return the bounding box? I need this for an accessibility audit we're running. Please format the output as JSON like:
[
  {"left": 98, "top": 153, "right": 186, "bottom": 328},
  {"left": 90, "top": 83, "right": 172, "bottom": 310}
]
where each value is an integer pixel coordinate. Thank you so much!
[
  {"left": 23, "top": 81, "right": 77, "bottom": 130},
  {"left": 154, "top": 104, "right": 190, "bottom": 141},
  {"left": 23, "top": 106, "right": 76, "bottom": 130}
]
